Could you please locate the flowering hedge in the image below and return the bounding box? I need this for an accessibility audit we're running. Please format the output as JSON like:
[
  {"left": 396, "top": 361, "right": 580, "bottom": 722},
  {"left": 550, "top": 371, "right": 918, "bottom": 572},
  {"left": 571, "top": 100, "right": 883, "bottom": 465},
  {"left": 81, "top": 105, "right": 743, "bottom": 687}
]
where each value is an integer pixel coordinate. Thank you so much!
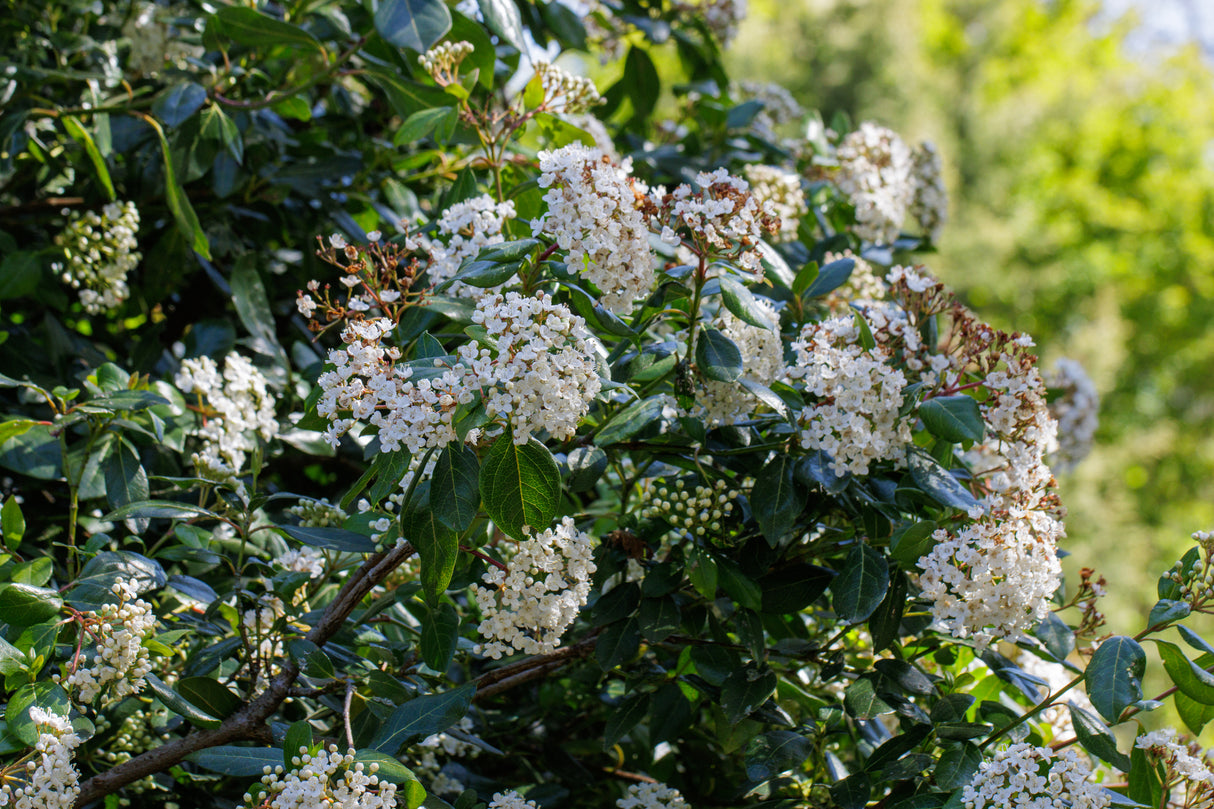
[{"left": 0, "top": 1, "right": 1205, "bottom": 809}]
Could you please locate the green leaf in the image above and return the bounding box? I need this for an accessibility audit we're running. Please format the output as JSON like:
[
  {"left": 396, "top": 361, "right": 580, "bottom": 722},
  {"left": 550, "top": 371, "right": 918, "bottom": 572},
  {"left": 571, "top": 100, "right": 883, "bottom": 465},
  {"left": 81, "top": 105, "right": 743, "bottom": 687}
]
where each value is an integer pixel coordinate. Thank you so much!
[
  {"left": 1153, "top": 640, "right": 1214, "bottom": 705},
  {"left": 437, "top": 258, "right": 521, "bottom": 291},
  {"left": 889, "top": 521, "right": 938, "bottom": 566},
  {"left": 1175, "top": 689, "right": 1214, "bottom": 735},
  {"left": 637, "top": 596, "right": 680, "bottom": 642},
  {"left": 478, "top": 436, "right": 561, "bottom": 541},
  {"left": 830, "top": 773, "right": 871, "bottom": 809},
  {"left": 0, "top": 253, "right": 40, "bottom": 300},
  {"left": 2, "top": 496, "right": 25, "bottom": 548},
  {"left": 1086, "top": 636, "right": 1145, "bottom": 722},
  {"left": 1034, "top": 612, "right": 1076, "bottom": 661},
  {"left": 420, "top": 601, "right": 460, "bottom": 672},
  {"left": 567, "top": 446, "right": 608, "bottom": 492},
  {"left": 592, "top": 582, "right": 640, "bottom": 625},
  {"left": 0, "top": 584, "right": 63, "bottom": 626},
  {"left": 604, "top": 692, "right": 650, "bottom": 749},
  {"left": 1127, "top": 744, "right": 1165, "bottom": 808},
  {"left": 719, "top": 277, "right": 775, "bottom": 330},
  {"left": 281, "top": 525, "right": 376, "bottom": 553},
  {"left": 375, "top": 0, "right": 452, "bottom": 52},
  {"left": 101, "top": 500, "right": 221, "bottom": 522},
  {"left": 5, "top": 682, "right": 70, "bottom": 746},
  {"left": 687, "top": 545, "right": 719, "bottom": 600},
  {"left": 906, "top": 450, "right": 979, "bottom": 511},
  {"left": 372, "top": 683, "right": 476, "bottom": 755},
  {"left": 751, "top": 454, "right": 807, "bottom": 547},
  {"left": 696, "top": 328, "right": 743, "bottom": 382},
  {"left": 212, "top": 7, "right": 323, "bottom": 51},
  {"left": 930, "top": 694, "right": 975, "bottom": 724},
  {"left": 231, "top": 255, "right": 288, "bottom": 366},
  {"left": 394, "top": 107, "right": 459, "bottom": 146},
  {"left": 621, "top": 46, "right": 659, "bottom": 122},
  {"left": 143, "top": 115, "right": 210, "bottom": 259},
  {"left": 934, "top": 743, "right": 981, "bottom": 791},
  {"left": 69, "top": 551, "right": 166, "bottom": 610},
  {"left": 175, "top": 677, "right": 242, "bottom": 721},
  {"left": 284, "top": 721, "right": 314, "bottom": 766},
  {"left": 62, "top": 116, "right": 114, "bottom": 200},
  {"left": 1069, "top": 705, "right": 1131, "bottom": 770},
  {"left": 596, "top": 396, "right": 664, "bottom": 446},
  {"left": 400, "top": 482, "right": 459, "bottom": 603},
  {"left": 649, "top": 683, "right": 692, "bottom": 744},
  {"left": 831, "top": 543, "right": 890, "bottom": 623},
  {"left": 1179, "top": 626, "right": 1214, "bottom": 658},
  {"left": 1147, "top": 598, "right": 1190, "bottom": 629},
  {"left": 147, "top": 673, "right": 223, "bottom": 729},
  {"left": 272, "top": 97, "right": 311, "bottom": 122},
  {"left": 745, "top": 731, "right": 813, "bottom": 782},
  {"left": 758, "top": 563, "right": 833, "bottom": 614},
  {"left": 477, "top": 0, "right": 526, "bottom": 50},
  {"left": 431, "top": 444, "right": 480, "bottom": 532},
  {"left": 869, "top": 568, "right": 908, "bottom": 652},
  {"left": 187, "top": 746, "right": 284, "bottom": 776},
  {"left": 919, "top": 396, "right": 985, "bottom": 444},
  {"left": 596, "top": 617, "right": 640, "bottom": 669},
  {"left": 152, "top": 82, "right": 208, "bottom": 128},
  {"left": 721, "top": 664, "right": 778, "bottom": 725},
  {"left": 804, "top": 257, "right": 855, "bottom": 298},
  {"left": 716, "top": 559, "right": 762, "bottom": 611},
  {"left": 0, "top": 424, "right": 62, "bottom": 480},
  {"left": 104, "top": 441, "right": 148, "bottom": 509}
]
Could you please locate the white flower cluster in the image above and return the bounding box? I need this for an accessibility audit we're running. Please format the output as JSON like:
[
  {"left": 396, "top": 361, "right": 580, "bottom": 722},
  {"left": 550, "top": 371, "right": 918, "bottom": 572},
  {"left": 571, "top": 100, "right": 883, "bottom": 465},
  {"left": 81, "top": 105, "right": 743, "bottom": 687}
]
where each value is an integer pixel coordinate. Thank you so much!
[
  {"left": 122, "top": 4, "right": 202, "bottom": 76},
  {"left": 617, "top": 782, "right": 690, "bottom": 809},
  {"left": 277, "top": 546, "right": 327, "bottom": 579},
  {"left": 487, "top": 791, "right": 538, "bottom": 809},
  {"left": 418, "top": 40, "right": 474, "bottom": 83},
  {"left": 742, "top": 165, "right": 807, "bottom": 242},
  {"left": 285, "top": 498, "right": 348, "bottom": 529},
  {"left": 0, "top": 707, "right": 81, "bottom": 809},
  {"left": 822, "top": 251, "right": 887, "bottom": 312},
  {"left": 317, "top": 318, "right": 472, "bottom": 453},
  {"left": 412, "top": 718, "right": 480, "bottom": 798},
  {"left": 1014, "top": 653, "right": 1094, "bottom": 742},
  {"left": 425, "top": 195, "right": 518, "bottom": 297},
  {"left": 1136, "top": 729, "right": 1214, "bottom": 791},
  {"left": 247, "top": 746, "right": 398, "bottom": 809},
  {"left": 962, "top": 743, "right": 1108, "bottom": 809},
  {"left": 474, "top": 517, "right": 597, "bottom": 659},
  {"left": 688, "top": 302, "right": 784, "bottom": 425},
  {"left": 532, "top": 61, "right": 603, "bottom": 114},
  {"left": 463, "top": 291, "right": 603, "bottom": 443},
  {"left": 640, "top": 478, "right": 739, "bottom": 537},
  {"left": 834, "top": 122, "right": 914, "bottom": 245},
  {"left": 532, "top": 144, "right": 654, "bottom": 313},
  {"left": 661, "top": 168, "right": 777, "bottom": 276},
  {"left": 733, "top": 80, "right": 804, "bottom": 143},
  {"left": 175, "top": 352, "right": 278, "bottom": 482},
  {"left": 63, "top": 579, "right": 155, "bottom": 704},
  {"left": 52, "top": 201, "right": 141, "bottom": 314},
  {"left": 910, "top": 141, "right": 948, "bottom": 243},
  {"left": 1045, "top": 358, "right": 1099, "bottom": 474},
  {"left": 786, "top": 316, "right": 911, "bottom": 475},
  {"left": 673, "top": 0, "right": 747, "bottom": 45}
]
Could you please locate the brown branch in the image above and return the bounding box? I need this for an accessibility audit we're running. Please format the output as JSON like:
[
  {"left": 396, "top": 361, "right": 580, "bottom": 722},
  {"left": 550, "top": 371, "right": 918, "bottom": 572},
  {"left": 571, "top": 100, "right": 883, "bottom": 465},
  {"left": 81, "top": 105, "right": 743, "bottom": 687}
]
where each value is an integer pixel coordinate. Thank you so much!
[
  {"left": 472, "top": 630, "right": 601, "bottom": 701},
  {"left": 74, "top": 542, "right": 415, "bottom": 806}
]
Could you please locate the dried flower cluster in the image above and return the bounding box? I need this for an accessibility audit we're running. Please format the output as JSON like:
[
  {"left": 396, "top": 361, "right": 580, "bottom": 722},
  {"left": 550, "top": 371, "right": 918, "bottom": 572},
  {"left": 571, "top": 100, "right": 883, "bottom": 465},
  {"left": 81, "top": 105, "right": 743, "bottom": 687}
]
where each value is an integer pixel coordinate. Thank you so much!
[
  {"left": 474, "top": 517, "right": 596, "bottom": 659},
  {"left": 52, "top": 201, "right": 141, "bottom": 314}
]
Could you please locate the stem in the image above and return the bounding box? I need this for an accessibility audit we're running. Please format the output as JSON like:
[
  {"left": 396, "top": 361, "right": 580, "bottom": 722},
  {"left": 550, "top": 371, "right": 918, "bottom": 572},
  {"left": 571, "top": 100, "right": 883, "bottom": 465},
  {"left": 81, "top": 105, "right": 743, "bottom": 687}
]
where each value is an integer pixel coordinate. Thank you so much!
[
  {"left": 460, "top": 544, "right": 507, "bottom": 572},
  {"left": 980, "top": 673, "right": 1082, "bottom": 751}
]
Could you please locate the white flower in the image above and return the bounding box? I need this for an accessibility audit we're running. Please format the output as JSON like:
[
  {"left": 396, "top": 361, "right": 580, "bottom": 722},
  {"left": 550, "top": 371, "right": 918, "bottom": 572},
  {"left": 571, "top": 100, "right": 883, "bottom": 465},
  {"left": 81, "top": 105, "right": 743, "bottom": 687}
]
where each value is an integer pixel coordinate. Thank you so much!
[
  {"left": 0, "top": 707, "right": 82, "bottom": 809},
  {"left": 424, "top": 195, "right": 517, "bottom": 298},
  {"left": 962, "top": 743, "right": 1108, "bottom": 809},
  {"left": 176, "top": 353, "right": 278, "bottom": 483},
  {"left": 617, "top": 782, "right": 690, "bottom": 809},
  {"left": 672, "top": 0, "right": 746, "bottom": 45},
  {"left": 662, "top": 168, "right": 778, "bottom": 276},
  {"left": 1136, "top": 728, "right": 1214, "bottom": 788},
  {"left": 742, "top": 165, "right": 806, "bottom": 242},
  {"left": 487, "top": 791, "right": 538, "bottom": 809},
  {"left": 1045, "top": 358, "right": 1099, "bottom": 474},
  {"left": 474, "top": 517, "right": 597, "bottom": 659},
  {"left": 532, "top": 144, "right": 654, "bottom": 312},
  {"left": 52, "top": 201, "right": 141, "bottom": 314},
  {"left": 249, "top": 745, "right": 398, "bottom": 809},
  {"left": 733, "top": 80, "right": 804, "bottom": 143},
  {"left": 910, "top": 140, "right": 948, "bottom": 243},
  {"left": 685, "top": 299, "right": 784, "bottom": 426},
  {"left": 835, "top": 122, "right": 915, "bottom": 245},
  {"left": 63, "top": 578, "right": 156, "bottom": 705}
]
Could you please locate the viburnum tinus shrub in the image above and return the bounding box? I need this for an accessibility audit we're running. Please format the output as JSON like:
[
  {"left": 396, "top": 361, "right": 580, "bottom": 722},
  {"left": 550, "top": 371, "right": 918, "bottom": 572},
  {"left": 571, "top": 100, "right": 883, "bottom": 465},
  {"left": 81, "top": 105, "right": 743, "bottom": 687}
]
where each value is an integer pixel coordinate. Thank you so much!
[{"left": 0, "top": 1, "right": 1210, "bottom": 809}]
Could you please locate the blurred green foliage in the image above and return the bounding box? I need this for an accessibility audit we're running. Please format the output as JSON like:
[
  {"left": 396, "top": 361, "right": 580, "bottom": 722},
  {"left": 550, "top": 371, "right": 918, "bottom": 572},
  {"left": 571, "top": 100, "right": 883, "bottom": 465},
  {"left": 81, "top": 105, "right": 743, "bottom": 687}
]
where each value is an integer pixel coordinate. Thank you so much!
[{"left": 730, "top": 0, "right": 1214, "bottom": 623}]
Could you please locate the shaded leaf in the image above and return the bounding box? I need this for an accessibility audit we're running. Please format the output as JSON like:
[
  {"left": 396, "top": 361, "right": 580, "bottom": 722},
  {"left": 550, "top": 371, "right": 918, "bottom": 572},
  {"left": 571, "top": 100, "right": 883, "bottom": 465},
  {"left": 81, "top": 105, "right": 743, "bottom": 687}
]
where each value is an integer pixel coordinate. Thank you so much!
[
  {"left": 372, "top": 683, "right": 477, "bottom": 755},
  {"left": 832, "top": 543, "right": 889, "bottom": 623}
]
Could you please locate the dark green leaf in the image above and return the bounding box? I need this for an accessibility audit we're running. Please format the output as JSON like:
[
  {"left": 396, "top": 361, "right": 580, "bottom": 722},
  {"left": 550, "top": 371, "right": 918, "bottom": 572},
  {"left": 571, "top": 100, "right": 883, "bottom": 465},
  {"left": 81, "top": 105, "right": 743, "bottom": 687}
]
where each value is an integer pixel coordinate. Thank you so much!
[
  {"left": 930, "top": 694, "right": 975, "bottom": 724},
  {"left": 830, "top": 773, "right": 871, "bottom": 809},
  {"left": 687, "top": 545, "right": 719, "bottom": 600},
  {"left": 152, "top": 83, "right": 207, "bottom": 127},
  {"left": 104, "top": 441, "right": 148, "bottom": 509},
  {"left": 212, "top": 7, "right": 323, "bottom": 51},
  {"left": 934, "top": 744, "right": 981, "bottom": 791},
  {"left": 566, "top": 446, "right": 608, "bottom": 492},
  {"left": 719, "top": 277, "right": 775, "bottom": 330},
  {"left": 596, "top": 617, "right": 640, "bottom": 669},
  {"left": 1086, "top": 636, "right": 1145, "bottom": 722},
  {"left": 717, "top": 559, "right": 762, "bottom": 612},
  {"left": 438, "top": 258, "right": 521, "bottom": 291},
  {"left": 231, "top": 256, "right": 287, "bottom": 366},
  {"left": 281, "top": 525, "right": 376, "bottom": 553},
  {"left": 745, "top": 731, "right": 813, "bottom": 782},
  {"left": 919, "top": 396, "right": 985, "bottom": 444},
  {"left": 477, "top": 0, "right": 526, "bottom": 50},
  {"left": 721, "top": 664, "right": 778, "bottom": 725},
  {"left": 758, "top": 564, "right": 834, "bottom": 613},
  {"left": 875, "top": 659, "right": 937, "bottom": 696},
  {"left": 0, "top": 253, "right": 40, "bottom": 301},
  {"left": 400, "top": 483, "right": 460, "bottom": 603},
  {"left": 649, "top": 683, "right": 692, "bottom": 744},
  {"left": 621, "top": 46, "right": 659, "bottom": 122},
  {"left": 798, "top": 451, "right": 849, "bottom": 494},
  {"left": 432, "top": 444, "right": 480, "bottom": 532},
  {"left": 101, "top": 500, "right": 219, "bottom": 522},
  {"left": 0, "top": 584, "right": 63, "bottom": 626},
  {"left": 1034, "top": 612, "right": 1076, "bottom": 660},
  {"left": 832, "top": 543, "right": 889, "bottom": 623},
  {"left": 1147, "top": 599, "right": 1190, "bottom": 629},
  {"left": 284, "top": 721, "right": 314, "bottom": 766},
  {"left": 906, "top": 450, "right": 978, "bottom": 511},
  {"left": 1127, "top": 745, "right": 1165, "bottom": 808},
  {"left": 147, "top": 673, "right": 222, "bottom": 728},
  {"left": 144, "top": 116, "right": 210, "bottom": 258},
  {"left": 175, "top": 677, "right": 242, "bottom": 721},
  {"left": 638, "top": 596, "right": 680, "bottom": 642},
  {"left": 591, "top": 582, "right": 640, "bottom": 625},
  {"left": 603, "top": 692, "right": 649, "bottom": 749},
  {"left": 394, "top": 107, "right": 459, "bottom": 146},
  {"left": 934, "top": 722, "right": 991, "bottom": 740},
  {"left": 751, "top": 454, "right": 806, "bottom": 547},
  {"left": 845, "top": 676, "right": 892, "bottom": 719},
  {"left": 869, "top": 568, "right": 908, "bottom": 652},
  {"left": 6, "top": 682, "right": 70, "bottom": 746},
  {"left": 1070, "top": 704, "right": 1130, "bottom": 770},
  {"left": 372, "top": 683, "right": 476, "bottom": 755},
  {"left": 62, "top": 116, "right": 115, "bottom": 199},
  {"left": 478, "top": 436, "right": 561, "bottom": 541},
  {"left": 375, "top": 0, "right": 452, "bottom": 52},
  {"left": 1175, "top": 690, "right": 1214, "bottom": 735},
  {"left": 804, "top": 257, "right": 855, "bottom": 298},
  {"left": 889, "top": 521, "right": 938, "bottom": 566},
  {"left": 420, "top": 602, "right": 460, "bottom": 672},
  {"left": 596, "top": 396, "right": 664, "bottom": 446},
  {"left": 187, "top": 746, "right": 284, "bottom": 776},
  {"left": 1154, "top": 640, "right": 1214, "bottom": 705},
  {"left": 70, "top": 551, "right": 166, "bottom": 610},
  {"left": 1179, "top": 626, "right": 1214, "bottom": 658},
  {"left": 695, "top": 328, "right": 743, "bottom": 383}
]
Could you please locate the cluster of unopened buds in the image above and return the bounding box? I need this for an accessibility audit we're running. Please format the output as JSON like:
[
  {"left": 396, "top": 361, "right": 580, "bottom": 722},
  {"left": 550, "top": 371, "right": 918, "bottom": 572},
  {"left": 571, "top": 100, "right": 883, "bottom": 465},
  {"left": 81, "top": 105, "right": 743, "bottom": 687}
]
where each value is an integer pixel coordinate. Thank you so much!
[
  {"left": 532, "top": 60, "right": 604, "bottom": 114},
  {"left": 245, "top": 745, "right": 397, "bottom": 809},
  {"left": 60, "top": 579, "right": 155, "bottom": 705},
  {"left": 1165, "top": 531, "right": 1214, "bottom": 610},
  {"left": 419, "top": 40, "right": 475, "bottom": 85},
  {"left": 297, "top": 233, "right": 422, "bottom": 332},
  {"left": 641, "top": 478, "right": 739, "bottom": 538}
]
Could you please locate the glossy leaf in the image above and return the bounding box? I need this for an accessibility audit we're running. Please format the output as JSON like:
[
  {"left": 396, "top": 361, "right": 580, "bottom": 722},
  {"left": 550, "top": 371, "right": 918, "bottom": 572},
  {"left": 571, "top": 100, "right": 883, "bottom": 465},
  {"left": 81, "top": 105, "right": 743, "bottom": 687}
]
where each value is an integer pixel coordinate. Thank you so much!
[
  {"left": 696, "top": 328, "right": 743, "bottom": 382},
  {"left": 1154, "top": 640, "right": 1214, "bottom": 705},
  {"left": 400, "top": 482, "right": 459, "bottom": 603},
  {"left": 62, "top": 116, "right": 114, "bottom": 199},
  {"left": 144, "top": 115, "right": 210, "bottom": 258},
  {"left": 719, "top": 276, "right": 775, "bottom": 330},
  {"left": 804, "top": 257, "right": 855, "bottom": 298},
  {"left": 478, "top": 436, "right": 561, "bottom": 541},
  {"left": 103, "top": 440, "right": 148, "bottom": 509},
  {"left": 596, "top": 617, "right": 640, "bottom": 669},
  {"left": 431, "top": 443, "right": 480, "bottom": 532},
  {"left": 375, "top": 0, "right": 452, "bottom": 52},
  {"left": 212, "top": 6, "right": 323, "bottom": 51},
  {"left": 1070, "top": 704, "right": 1130, "bottom": 770},
  {"left": 919, "top": 395, "right": 984, "bottom": 443},
  {"left": 1086, "top": 636, "right": 1145, "bottom": 722},
  {"left": 745, "top": 731, "right": 813, "bottom": 782},
  {"left": 281, "top": 525, "right": 376, "bottom": 554},
  {"left": 187, "top": 746, "right": 285, "bottom": 776},
  {"left": 596, "top": 396, "right": 665, "bottom": 446},
  {"left": 372, "top": 683, "right": 476, "bottom": 755},
  {"left": 477, "top": 0, "right": 526, "bottom": 50},
  {"left": 832, "top": 543, "right": 890, "bottom": 623},
  {"left": 934, "top": 743, "right": 981, "bottom": 790},
  {"left": 758, "top": 563, "right": 834, "bottom": 613},
  {"left": 5, "top": 683, "right": 70, "bottom": 746},
  {"left": 603, "top": 692, "right": 649, "bottom": 749},
  {"left": 420, "top": 601, "right": 460, "bottom": 672},
  {"left": 152, "top": 82, "right": 207, "bottom": 127},
  {"left": 906, "top": 450, "right": 979, "bottom": 511},
  {"left": 0, "top": 584, "right": 63, "bottom": 626},
  {"left": 721, "top": 664, "right": 778, "bottom": 725}
]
